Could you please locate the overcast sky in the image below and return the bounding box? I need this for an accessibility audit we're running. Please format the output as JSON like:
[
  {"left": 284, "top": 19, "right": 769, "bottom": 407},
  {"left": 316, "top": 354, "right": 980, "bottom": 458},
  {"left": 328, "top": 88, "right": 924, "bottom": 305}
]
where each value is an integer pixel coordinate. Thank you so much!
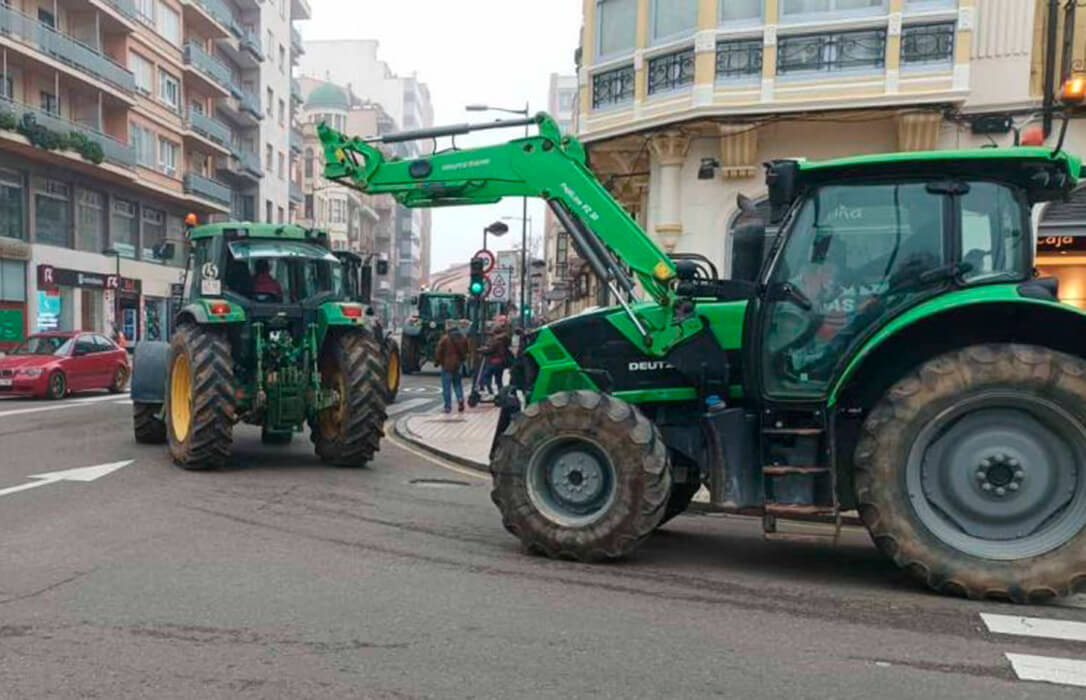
[{"left": 301, "top": 0, "right": 582, "bottom": 277}]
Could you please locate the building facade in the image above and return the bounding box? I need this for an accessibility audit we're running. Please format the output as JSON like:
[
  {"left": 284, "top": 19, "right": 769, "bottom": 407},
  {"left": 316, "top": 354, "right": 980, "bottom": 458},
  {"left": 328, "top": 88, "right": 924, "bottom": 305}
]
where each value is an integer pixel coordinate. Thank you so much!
[{"left": 559, "top": 0, "right": 1047, "bottom": 316}]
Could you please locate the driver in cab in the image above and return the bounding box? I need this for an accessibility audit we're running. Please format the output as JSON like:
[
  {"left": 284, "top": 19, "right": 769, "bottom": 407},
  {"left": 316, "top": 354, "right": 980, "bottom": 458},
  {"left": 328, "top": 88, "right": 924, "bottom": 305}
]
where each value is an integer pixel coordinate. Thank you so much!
[{"left": 251, "top": 259, "right": 283, "bottom": 301}]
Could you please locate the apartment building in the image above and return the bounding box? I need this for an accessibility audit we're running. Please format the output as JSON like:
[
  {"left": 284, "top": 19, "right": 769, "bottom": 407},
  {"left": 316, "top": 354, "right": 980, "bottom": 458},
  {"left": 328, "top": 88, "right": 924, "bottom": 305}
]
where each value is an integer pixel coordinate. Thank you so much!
[
  {"left": 541, "top": 72, "right": 578, "bottom": 317},
  {"left": 299, "top": 39, "right": 434, "bottom": 322},
  {"left": 558, "top": 0, "right": 1038, "bottom": 315},
  {"left": 0, "top": 0, "right": 312, "bottom": 350}
]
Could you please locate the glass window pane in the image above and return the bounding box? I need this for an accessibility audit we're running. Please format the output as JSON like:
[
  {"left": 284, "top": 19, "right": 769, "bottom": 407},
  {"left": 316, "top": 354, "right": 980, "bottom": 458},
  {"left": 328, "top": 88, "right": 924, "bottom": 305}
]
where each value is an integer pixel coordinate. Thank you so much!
[
  {"left": 0, "top": 170, "right": 23, "bottom": 240},
  {"left": 721, "top": 0, "right": 762, "bottom": 22},
  {"left": 598, "top": 0, "right": 637, "bottom": 55},
  {"left": 110, "top": 198, "right": 138, "bottom": 259},
  {"left": 1, "top": 259, "right": 26, "bottom": 301},
  {"left": 75, "top": 189, "right": 104, "bottom": 253},
  {"left": 653, "top": 0, "right": 697, "bottom": 39},
  {"left": 142, "top": 207, "right": 165, "bottom": 261},
  {"left": 35, "top": 179, "right": 69, "bottom": 247},
  {"left": 960, "top": 182, "right": 1026, "bottom": 283}
]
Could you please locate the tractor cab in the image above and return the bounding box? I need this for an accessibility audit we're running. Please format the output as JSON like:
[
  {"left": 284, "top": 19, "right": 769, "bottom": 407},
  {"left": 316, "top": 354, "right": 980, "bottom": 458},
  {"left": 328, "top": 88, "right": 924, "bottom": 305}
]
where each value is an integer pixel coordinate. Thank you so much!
[{"left": 400, "top": 292, "right": 469, "bottom": 374}]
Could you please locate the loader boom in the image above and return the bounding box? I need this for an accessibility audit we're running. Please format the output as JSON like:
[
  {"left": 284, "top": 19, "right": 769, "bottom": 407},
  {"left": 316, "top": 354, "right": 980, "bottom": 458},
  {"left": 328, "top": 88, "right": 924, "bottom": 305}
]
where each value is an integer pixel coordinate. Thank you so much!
[{"left": 318, "top": 113, "right": 678, "bottom": 344}]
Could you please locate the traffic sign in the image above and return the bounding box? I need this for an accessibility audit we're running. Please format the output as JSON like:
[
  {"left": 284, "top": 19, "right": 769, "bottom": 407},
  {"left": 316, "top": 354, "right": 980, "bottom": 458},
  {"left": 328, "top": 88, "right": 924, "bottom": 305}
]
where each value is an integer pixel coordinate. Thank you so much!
[
  {"left": 490, "top": 269, "right": 511, "bottom": 302},
  {"left": 473, "top": 249, "right": 496, "bottom": 274}
]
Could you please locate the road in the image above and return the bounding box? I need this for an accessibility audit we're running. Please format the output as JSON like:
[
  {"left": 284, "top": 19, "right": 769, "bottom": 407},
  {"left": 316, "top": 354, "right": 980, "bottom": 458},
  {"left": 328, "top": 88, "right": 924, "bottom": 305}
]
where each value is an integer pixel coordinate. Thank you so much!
[{"left": 1, "top": 371, "right": 1085, "bottom": 698}]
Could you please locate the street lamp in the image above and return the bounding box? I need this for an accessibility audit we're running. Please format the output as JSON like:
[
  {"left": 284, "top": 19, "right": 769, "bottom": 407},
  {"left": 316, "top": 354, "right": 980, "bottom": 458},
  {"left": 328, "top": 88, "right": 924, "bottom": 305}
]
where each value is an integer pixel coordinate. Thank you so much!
[
  {"left": 483, "top": 220, "right": 508, "bottom": 251},
  {"left": 467, "top": 101, "right": 531, "bottom": 327}
]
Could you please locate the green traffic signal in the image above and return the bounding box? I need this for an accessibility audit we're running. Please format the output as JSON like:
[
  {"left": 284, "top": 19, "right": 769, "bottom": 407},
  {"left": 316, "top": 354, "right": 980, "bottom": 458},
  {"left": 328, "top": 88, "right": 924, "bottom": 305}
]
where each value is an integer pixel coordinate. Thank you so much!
[
  {"left": 469, "top": 256, "right": 486, "bottom": 297},
  {"left": 469, "top": 280, "right": 485, "bottom": 295}
]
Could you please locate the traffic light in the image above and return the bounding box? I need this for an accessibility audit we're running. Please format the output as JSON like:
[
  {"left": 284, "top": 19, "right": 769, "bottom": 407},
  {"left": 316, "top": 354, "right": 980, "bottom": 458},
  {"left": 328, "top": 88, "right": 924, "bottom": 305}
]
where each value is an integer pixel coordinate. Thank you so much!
[{"left": 469, "top": 257, "right": 486, "bottom": 297}]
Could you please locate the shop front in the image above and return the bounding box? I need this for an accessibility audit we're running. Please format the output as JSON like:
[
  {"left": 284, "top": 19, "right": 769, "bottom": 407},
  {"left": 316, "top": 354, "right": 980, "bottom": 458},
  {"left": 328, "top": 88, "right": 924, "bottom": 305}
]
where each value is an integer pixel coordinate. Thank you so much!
[
  {"left": 1037, "top": 188, "right": 1086, "bottom": 310},
  {"left": 36, "top": 264, "right": 140, "bottom": 336},
  {"left": 0, "top": 238, "right": 29, "bottom": 352}
]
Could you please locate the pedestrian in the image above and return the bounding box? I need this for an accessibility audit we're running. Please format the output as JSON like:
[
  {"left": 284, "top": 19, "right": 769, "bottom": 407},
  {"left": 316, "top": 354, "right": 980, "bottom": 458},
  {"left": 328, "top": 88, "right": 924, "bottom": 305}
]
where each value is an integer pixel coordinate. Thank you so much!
[
  {"left": 435, "top": 319, "right": 468, "bottom": 413},
  {"left": 112, "top": 323, "right": 127, "bottom": 350},
  {"left": 481, "top": 317, "right": 511, "bottom": 396}
]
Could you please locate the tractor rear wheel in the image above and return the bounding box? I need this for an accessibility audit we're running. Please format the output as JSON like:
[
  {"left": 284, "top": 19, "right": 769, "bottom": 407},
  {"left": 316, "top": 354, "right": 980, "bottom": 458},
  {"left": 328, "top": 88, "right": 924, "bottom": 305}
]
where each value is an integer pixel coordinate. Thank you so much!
[
  {"left": 401, "top": 335, "right": 419, "bottom": 374},
  {"left": 659, "top": 479, "right": 702, "bottom": 527},
  {"left": 491, "top": 391, "right": 671, "bottom": 561},
  {"left": 133, "top": 402, "right": 166, "bottom": 444},
  {"left": 384, "top": 337, "right": 401, "bottom": 401},
  {"left": 164, "top": 323, "right": 236, "bottom": 469},
  {"left": 855, "top": 343, "right": 1086, "bottom": 602},
  {"left": 310, "top": 330, "right": 387, "bottom": 467}
]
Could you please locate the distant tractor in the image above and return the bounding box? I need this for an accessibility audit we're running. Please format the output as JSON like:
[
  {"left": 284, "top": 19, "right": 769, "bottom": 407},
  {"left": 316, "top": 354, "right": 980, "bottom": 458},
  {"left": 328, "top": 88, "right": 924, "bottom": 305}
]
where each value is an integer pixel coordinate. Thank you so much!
[
  {"left": 337, "top": 250, "right": 401, "bottom": 401},
  {"left": 130, "top": 222, "right": 387, "bottom": 469},
  {"left": 400, "top": 292, "right": 468, "bottom": 373}
]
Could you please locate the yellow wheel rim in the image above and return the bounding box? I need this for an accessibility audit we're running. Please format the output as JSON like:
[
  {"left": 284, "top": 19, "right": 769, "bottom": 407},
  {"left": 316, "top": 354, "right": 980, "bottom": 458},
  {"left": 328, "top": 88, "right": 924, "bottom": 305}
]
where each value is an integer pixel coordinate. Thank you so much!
[
  {"left": 387, "top": 350, "right": 400, "bottom": 392},
  {"left": 170, "top": 353, "right": 192, "bottom": 441},
  {"left": 318, "top": 363, "right": 347, "bottom": 439}
]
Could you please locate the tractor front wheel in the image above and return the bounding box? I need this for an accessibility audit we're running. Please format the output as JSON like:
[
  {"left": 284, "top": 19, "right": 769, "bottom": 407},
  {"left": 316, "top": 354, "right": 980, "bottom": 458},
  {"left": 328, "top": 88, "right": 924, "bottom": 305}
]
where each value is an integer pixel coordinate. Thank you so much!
[
  {"left": 310, "top": 330, "right": 387, "bottom": 467},
  {"left": 491, "top": 391, "right": 671, "bottom": 561},
  {"left": 164, "top": 323, "right": 236, "bottom": 469},
  {"left": 400, "top": 335, "right": 420, "bottom": 374},
  {"left": 856, "top": 343, "right": 1086, "bottom": 602},
  {"left": 384, "top": 337, "right": 401, "bottom": 401}
]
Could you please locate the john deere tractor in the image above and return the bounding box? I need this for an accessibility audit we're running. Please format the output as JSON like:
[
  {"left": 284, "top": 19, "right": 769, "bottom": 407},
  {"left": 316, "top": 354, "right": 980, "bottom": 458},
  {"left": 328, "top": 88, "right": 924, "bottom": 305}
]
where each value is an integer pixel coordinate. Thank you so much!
[
  {"left": 130, "top": 223, "right": 387, "bottom": 468},
  {"left": 320, "top": 112, "right": 1086, "bottom": 601},
  {"left": 400, "top": 291, "right": 468, "bottom": 373},
  {"left": 337, "top": 250, "right": 401, "bottom": 401}
]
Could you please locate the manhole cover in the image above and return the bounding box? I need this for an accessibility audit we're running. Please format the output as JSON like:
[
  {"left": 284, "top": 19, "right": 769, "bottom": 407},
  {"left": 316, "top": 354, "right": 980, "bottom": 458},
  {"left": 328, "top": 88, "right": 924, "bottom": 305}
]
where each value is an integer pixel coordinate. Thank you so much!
[{"left": 409, "top": 478, "right": 471, "bottom": 488}]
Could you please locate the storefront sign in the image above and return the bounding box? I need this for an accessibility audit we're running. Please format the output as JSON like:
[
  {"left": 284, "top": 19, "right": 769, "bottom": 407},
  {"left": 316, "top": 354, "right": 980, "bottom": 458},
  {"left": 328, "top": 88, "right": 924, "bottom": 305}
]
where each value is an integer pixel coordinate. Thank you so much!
[
  {"left": 37, "top": 265, "right": 141, "bottom": 293},
  {"left": 1038, "top": 235, "right": 1086, "bottom": 254},
  {"left": 0, "top": 307, "right": 24, "bottom": 344},
  {"left": 36, "top": 290, "right": 60, "bottom": 331}
]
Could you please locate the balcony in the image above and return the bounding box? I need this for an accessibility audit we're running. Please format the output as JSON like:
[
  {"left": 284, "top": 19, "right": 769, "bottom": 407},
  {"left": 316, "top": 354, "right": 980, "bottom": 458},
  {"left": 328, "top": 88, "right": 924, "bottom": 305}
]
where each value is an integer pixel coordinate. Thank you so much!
[
  {"left": 0, "top": 4, "right": 135, "bottom": 95},
  {"left": 240, "top": 28, "right": 263, "bottom": 62},
  {"left": 186, "top": 107, "right": 231, "bottom": 147},
  {"left": 290, "top": 78, "right": 303, "bottom": 104},
  {"left": 184, "top": 171, "right": 232, "bottom": 208},
  {"left": 289, "top": 181, "right": 303, "bottom": 204},
  {"left": 216, "top": 146, "right": 261, "bottom": 181},
  {"left": 291, "top": 0, "right": 311, "bottom": 21},
  {"left": 290, "top": 26, "right": 303, "bottom": 58},
  {"left": 0, "top": 95, "right": 134, "bottom": 167},
  {"left": 290, "top": 126, "right": 303, "bottom": 153},
  {"left": 183, "top": 0, "right": 238, "bottom": 39},
  {"left": 101, "top": 0, "right": 138, "bottom": 24},
  {"left": 183, "top": 43, "right": 233, "bottom": 95}
]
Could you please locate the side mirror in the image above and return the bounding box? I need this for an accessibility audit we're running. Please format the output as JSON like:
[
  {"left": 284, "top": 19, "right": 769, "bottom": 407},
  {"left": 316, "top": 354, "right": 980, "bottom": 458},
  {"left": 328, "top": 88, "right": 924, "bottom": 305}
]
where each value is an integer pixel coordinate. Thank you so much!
[
  {"left": 376, "top": 259, "right": 389, "bottom": 276},
  {"left": 765, "top": 160, "right": 799, "bottom": 224},
  {"left": 737, "top": 192, "right": 758, "bottom": 214}
]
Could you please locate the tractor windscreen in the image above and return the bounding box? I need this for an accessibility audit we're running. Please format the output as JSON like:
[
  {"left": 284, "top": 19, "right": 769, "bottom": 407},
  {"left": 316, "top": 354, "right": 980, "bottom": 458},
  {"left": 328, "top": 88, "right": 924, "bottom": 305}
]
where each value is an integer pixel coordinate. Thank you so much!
[
  {"left": 225, "top": 240, "right": 345, "bottom": 303},
  {"left": 422, "top": 296, "right": 466, "bottom": 321}
]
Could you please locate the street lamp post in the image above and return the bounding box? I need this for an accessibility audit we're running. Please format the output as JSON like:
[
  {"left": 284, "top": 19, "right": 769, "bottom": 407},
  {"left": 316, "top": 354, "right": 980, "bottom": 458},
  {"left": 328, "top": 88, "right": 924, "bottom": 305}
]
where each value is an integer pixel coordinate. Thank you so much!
[{"left": 467, "top": 101, "right": 531, "bottom": 328}]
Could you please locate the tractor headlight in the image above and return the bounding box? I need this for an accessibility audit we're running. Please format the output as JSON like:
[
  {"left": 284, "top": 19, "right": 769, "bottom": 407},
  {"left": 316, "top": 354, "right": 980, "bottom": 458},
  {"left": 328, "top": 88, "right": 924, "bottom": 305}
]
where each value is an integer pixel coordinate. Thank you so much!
[
  {"left": 17, "top": 368, "right": 43, "bottom": 377},
  {"left": 429, "top": 322, "right": 437, "bottom": 329}
]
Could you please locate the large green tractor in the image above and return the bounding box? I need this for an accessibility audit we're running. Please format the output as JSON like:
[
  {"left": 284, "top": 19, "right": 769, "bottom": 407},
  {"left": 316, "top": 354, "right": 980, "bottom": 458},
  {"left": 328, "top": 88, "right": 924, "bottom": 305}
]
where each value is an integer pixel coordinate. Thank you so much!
[
  {"left": 337, "top": 250, "right": 401, "bottom": 401},
  {"left": 320, "top": 113, "right": 1086, "bottom": 600},
  {"left": 130, "top": 222, "right": 387, "bottom": 469},
  {"left": 400, "top": 291, "right": 468, "bottom": 374}
]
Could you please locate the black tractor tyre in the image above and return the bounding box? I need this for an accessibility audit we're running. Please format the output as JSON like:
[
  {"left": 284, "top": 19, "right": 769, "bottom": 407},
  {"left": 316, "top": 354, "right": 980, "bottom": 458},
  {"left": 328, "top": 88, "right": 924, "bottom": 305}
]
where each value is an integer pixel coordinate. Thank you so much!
[
  {"left": 659, "top": 480, "right": 702, "bottom": 527},
  {"left": 491, "top": 391, "right": 671, "bottom": 561},
  {"left": 164, "top": 323, "right": 236, "bottom": 469},
  {"left": 400, "top": 335, "right": 419, "bottom": 374},
  {"left": 384, "top": 337, "right": 401, "bottom": 402},
  {"left": 133, "top": 402, "right": 166, "bottom": 444},
  {"left": 261, "top": 428, "right": 293, "bottom": 445},
  {"left": 855, "top": 343, "right": 1086, "bottom": 602},
  {"left": 309, "top": 330, "right": 387, "bottom": 467}
]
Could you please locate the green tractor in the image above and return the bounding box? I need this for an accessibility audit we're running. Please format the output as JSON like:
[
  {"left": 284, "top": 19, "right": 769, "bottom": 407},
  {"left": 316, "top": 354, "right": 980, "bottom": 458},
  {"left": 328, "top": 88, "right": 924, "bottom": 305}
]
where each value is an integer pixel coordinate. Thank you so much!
[
  {"left": 130, "top": 222, "right": 387, "bottom": 468},
  {"left": 320, "top": 113, "right": 1086, "bottom": 600},
  {"left": 400, "top": 291, "right": 468, "bottom": 374},
  {"left": 337, "top": 250, "right": 401, "bottom": 401}
]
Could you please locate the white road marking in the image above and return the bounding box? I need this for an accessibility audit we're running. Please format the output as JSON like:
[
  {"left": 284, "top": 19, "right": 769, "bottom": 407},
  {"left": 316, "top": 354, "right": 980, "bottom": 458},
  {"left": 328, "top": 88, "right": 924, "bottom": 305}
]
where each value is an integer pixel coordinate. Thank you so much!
[
  {"left": 0, "top": 460, "right": 133, "bottom": 498},
  {"left": 981, "top": 613, "right": 1086, "bottom": 644},
  {"left": 1005, "top": 654, "right": 1086, "bottom": 688},
  {"left": 0, "top": 393, "right": 130, "bottom": 419},
  {"left": 386, "top": 398, "right": 435, "bottom": 417}
]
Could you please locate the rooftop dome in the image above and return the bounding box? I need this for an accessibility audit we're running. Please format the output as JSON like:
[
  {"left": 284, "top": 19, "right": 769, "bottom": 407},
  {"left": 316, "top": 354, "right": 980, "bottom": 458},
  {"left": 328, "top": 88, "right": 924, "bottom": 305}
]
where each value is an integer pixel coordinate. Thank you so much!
[{"left": 305, "top": 82, "right": 349, "bottom": 111}]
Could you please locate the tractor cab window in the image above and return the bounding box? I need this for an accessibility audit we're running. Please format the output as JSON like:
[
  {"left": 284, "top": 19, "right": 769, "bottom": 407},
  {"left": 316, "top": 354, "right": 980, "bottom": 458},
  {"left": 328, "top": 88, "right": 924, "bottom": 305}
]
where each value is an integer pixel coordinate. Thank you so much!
[
  {"left": 422, "top": 296, "right": 466, "bottom": 321},
  {"left": 762, "top": 182, "right": 946, "bottom": 397},
  {"left": 960, "top": 182, "right": 1027, "bottom": 283},
  {"left": 226, "top": 240, "right": 341, "bottom": 303}
]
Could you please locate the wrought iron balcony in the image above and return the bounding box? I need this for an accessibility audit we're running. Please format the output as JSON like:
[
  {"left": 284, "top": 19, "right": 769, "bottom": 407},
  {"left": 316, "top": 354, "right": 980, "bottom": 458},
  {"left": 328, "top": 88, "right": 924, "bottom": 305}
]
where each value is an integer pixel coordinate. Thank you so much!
[
  {"left": 184, "top": 42, "right": 233, "bottom": 91},
  {"left": 0, "top": 95, "right": 135, "bottom": 166},
  {"left": 647, "top": 48, "right": 695, "bottom": 95},
  {"left": 0, "top": 4, "right": 135, "bottom": 94},
  {"left": 591, "top": 64, "right": 635, "bottom": 109},
  {"left": 187, "top": 108, "right": 231, "bottom": 146},
  {"left": 778, "top": 28, "right": 887, "bottom": 75},
  {"left": 716, "top": 39, "right": 763, "bottom": 81},
  {"left": 184, "top": 171, "right": 232, "bottom": 207},
  {"left": 901, "top": 22, "right": 955, "bottom": 65}
]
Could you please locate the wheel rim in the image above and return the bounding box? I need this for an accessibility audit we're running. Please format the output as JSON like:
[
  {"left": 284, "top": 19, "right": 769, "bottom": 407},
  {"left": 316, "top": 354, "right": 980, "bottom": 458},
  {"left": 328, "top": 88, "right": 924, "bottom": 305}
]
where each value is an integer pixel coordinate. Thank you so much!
[
  {"left": 170, "top": 354, "right": 192, "bottom": 441},
  {"left": 526, "top": 436, "right": 617, "bottom": 527},
  {"left": 387, "top": 350, "right": 400, "bottom": 391},
  {"left": 115, "top": 366, "right": 128, "bottom": 390},
  {"left": 50, "top": 373, "right": 64, "bottom": 397},
  {"left": 907, "top": 391, "right": 1086, "bottom": 560},
  {"left": 318, "top": 362, "right": 347, "bottom": 439}
]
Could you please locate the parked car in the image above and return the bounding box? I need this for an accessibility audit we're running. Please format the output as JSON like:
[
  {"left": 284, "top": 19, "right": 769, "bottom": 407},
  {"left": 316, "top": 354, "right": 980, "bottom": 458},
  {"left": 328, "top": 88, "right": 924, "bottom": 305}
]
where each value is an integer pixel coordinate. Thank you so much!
[{"left": 0, "top": 331, "right": 130, "bottom": 399}]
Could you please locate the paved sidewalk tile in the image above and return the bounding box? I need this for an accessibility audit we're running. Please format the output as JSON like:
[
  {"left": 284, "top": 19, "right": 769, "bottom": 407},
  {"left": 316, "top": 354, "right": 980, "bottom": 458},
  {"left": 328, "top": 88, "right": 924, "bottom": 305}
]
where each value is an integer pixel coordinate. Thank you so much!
[{"left": 397, "top": 405, "right": 499, "bottom": 468}]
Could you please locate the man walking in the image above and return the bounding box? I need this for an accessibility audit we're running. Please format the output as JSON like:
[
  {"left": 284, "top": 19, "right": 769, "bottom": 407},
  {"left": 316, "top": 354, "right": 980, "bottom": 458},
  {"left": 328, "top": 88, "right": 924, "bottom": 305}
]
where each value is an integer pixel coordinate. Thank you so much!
[{"left": 435, "top": 319, "right": 468, "bottom": 413}]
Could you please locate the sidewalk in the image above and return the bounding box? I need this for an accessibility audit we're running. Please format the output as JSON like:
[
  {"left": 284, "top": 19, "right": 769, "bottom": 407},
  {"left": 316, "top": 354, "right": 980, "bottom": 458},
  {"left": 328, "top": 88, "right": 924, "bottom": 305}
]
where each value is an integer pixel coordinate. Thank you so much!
[{"left": 394, "top": 404, "right": 499, "bottom": 470}]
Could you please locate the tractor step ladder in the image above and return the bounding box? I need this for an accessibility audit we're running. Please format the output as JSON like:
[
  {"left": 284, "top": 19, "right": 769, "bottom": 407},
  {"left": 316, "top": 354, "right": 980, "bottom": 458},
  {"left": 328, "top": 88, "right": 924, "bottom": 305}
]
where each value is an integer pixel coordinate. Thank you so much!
[{"left": 760, "top": 412, "right": 842, "bottom": 544}]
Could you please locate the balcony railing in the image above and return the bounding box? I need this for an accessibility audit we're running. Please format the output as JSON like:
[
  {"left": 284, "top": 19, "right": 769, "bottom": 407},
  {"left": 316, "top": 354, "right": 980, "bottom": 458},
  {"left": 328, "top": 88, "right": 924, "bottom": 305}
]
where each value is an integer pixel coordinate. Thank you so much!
[
  {"left": 290, "top": 126, "right": 303, "bottom": 153},
  {"left": 0, "top": 4, "right": 135, "bottom": 94},
  {"left": 184, "top": 42, "right": 233, "bottom": 90},
  {"left": 0, "top": 95, "right": 135, "bottom": 166},
  {"left": 592, "top": 64, "right": 634, "bottom": 109},
  {"left": 901, "top": 22, "right": 955, "bottom": 65},
  {"left": 230, "top": 83, "right": 262, "bottom": 119},
  {"left": 187, "top": 107, "right": 231, "bottom": 146},
  {"left": 777, "top": 28, "right": 887, "bottom": 75},
  {"left": 291, "top": 77, "right": 302, "bottom": 102},
  {"left": 184, "top": 171, "right": 232, "bottom": 206},
  {"left": 240, "top": 27, "right": 263, "bottom": 60},
  {"left": 716, "top": 39, "right": 763, "bottom": 81},
  {"left": 647, "top": 48, "right": 695, "bottom": 95},
  {"left": 193, "top": 0, "right": 240, "bottom": 36},
  {"left": 107, "top": 0, "right": 138, "bottom": 20},
  {"left": 290, "top": 26, "right": 303, "bottom": 52},
  {"left": 233, "top": 147, "right": 261, "bottom": 176},
  {"left": 289, "top": 181, "right": 303, "bottom": 203}
]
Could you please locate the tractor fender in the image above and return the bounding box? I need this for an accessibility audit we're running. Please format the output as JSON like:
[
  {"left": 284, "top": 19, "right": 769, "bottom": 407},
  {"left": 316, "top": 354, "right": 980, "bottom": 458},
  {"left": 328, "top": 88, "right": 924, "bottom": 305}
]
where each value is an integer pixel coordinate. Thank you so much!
[
  {"left": 175, "top": 301, "right": 245, "bottom": 325},
  {"left": 131, "top": 341, "right": 170, "bottom": 403}
]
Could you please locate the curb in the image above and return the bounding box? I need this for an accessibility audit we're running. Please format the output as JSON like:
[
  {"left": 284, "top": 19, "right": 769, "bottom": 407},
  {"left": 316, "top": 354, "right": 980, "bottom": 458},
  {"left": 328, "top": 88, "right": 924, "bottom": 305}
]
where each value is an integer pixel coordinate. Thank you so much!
[{"left": 392, "top": 414, "right": 491, "bottom": 473}]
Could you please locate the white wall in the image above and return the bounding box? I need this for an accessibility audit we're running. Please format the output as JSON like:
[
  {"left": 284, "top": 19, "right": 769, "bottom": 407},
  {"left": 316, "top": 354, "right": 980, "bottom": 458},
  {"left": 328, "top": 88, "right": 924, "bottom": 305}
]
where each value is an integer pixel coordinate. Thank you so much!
[{"left": 258, "top": 0, "right": 294, "bottom": 221}]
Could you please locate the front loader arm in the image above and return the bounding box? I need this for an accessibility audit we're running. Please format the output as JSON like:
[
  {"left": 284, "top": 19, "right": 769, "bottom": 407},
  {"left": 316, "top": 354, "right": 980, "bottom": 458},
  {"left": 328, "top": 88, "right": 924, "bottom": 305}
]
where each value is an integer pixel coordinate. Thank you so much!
[{"left": 318, "top": 114, "right": 678, "bottom": 324}]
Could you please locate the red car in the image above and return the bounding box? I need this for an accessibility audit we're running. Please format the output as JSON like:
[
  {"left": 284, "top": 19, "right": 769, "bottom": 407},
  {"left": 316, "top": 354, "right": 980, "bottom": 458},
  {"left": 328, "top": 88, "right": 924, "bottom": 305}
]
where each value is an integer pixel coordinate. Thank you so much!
[{"left": 0, "top": 331, "right": 129, "bottom": 399}]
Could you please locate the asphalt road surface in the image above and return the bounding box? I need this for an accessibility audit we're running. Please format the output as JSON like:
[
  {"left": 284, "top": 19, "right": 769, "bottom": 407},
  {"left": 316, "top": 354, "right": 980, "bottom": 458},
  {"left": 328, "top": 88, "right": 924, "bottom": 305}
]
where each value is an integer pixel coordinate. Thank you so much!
[{"left": 2, "top": 371, "right": 1086, "bottom": 699}]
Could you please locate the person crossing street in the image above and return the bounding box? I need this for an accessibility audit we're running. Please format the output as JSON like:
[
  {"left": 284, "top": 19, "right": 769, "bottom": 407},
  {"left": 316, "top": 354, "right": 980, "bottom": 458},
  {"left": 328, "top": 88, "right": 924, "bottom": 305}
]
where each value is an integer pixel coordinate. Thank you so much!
[{"left": 435, "top": 319, "right": 469, "bottom": 413}]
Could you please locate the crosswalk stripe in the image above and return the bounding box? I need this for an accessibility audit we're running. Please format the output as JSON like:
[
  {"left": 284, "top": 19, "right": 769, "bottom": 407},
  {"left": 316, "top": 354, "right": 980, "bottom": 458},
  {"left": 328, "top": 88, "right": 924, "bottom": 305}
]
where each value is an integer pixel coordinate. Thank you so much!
[
  {"left": 981, "top": 613, "right": 1086, "bottom": 643},
  {"left": 1005, "top": 654, "right": 1086, "bottom": 688},
  {"left": 0, "top": 393, "right": 130, "bottom": 419},
  {"left": 386, "top": 398, "right": 435, "bottom": 417}
]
